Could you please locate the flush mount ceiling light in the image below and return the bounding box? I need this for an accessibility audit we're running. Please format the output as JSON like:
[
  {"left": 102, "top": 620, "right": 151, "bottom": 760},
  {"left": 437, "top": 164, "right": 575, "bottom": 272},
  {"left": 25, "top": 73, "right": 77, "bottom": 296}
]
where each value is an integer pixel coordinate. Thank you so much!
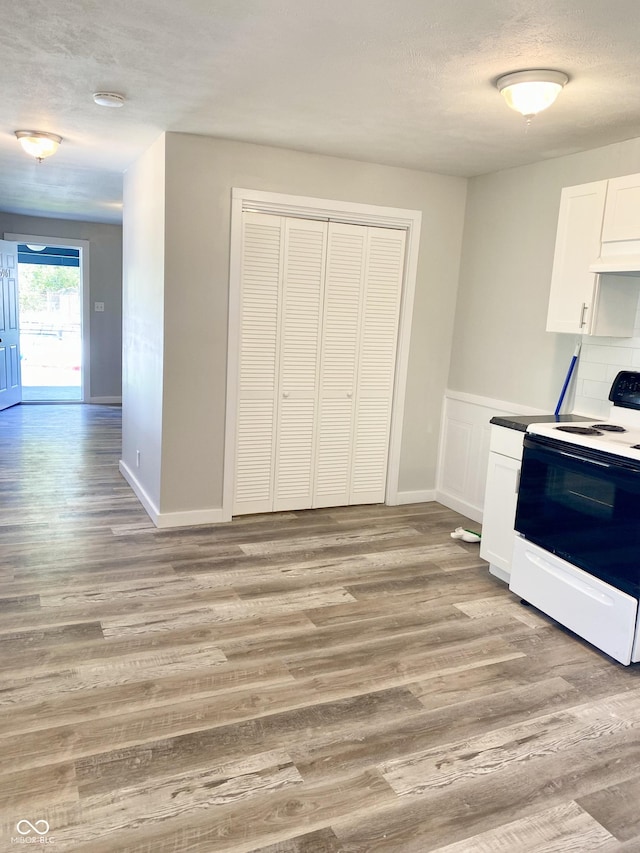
[
  {"left": 93, "top": 92, "right": 125, "bottom": 108},
  {"left": 15, "top": 130, "right": 62, "bottom": 162},
  {"left": 496, "top": 69, "right": 569, "bottom": 123}
]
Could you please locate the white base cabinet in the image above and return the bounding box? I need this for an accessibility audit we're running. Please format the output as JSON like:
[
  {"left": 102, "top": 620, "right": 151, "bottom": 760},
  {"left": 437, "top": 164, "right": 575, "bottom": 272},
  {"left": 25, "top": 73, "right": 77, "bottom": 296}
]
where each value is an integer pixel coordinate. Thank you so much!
[{"left": 480, "top": 425, "right": 524, "bottom": 583}]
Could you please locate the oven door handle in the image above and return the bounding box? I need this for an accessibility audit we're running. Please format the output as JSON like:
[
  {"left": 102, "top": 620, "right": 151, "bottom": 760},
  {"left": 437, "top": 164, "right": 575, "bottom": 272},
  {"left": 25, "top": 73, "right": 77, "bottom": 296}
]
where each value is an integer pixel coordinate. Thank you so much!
[
  {"left": 524, "top": 435, "right": 614, "bottom": 469},
  {"left": 554, "top": 449, "right": 611, "bottom": 468},
  {"left": 524, "top": 433, "right": 640, "bottom": 473}
]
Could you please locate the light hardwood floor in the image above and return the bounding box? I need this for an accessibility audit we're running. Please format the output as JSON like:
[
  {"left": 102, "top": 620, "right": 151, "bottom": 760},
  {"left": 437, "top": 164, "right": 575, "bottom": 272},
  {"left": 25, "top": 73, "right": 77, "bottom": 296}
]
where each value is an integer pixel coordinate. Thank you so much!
[{"left": 1, "top": 404, "right": 640, "bottom": 852}]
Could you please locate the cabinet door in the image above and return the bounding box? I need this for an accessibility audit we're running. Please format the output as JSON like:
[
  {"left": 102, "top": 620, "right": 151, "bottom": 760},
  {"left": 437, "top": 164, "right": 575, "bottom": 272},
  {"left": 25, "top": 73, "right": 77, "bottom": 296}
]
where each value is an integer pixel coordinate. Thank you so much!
[
  {"left": 546, "top": 181, "right": 607, "bottom": 334},
  {"left": 601, "top": 173, "right": 640, "bottom": 243},
  {"left": 479, "top": 451, "right": 521, "bottom": 577}
]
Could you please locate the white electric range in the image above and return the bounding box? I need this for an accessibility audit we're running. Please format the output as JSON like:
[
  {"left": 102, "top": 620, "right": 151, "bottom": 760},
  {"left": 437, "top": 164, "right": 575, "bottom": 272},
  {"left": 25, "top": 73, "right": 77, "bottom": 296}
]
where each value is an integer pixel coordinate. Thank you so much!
[{"left": 510, "top": 371, "right": 640, "bottom": 665}]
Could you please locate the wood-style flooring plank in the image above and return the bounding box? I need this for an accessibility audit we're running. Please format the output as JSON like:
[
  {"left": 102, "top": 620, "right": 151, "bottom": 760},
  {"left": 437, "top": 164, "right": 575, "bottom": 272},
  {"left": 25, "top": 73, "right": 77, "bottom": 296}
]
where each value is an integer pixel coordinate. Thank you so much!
[
  {"left": 68, "top": 770, "right": 395, "bottom": 853},
  {"left": 0, "top": 642, "right": 229, "bottom": 710},
  {"left": 71, "top": 686, "right": 423, "bottom": 797},
  {"left": 577, "top": 772, "right": 640, "bottom": 842},
  {"left": 427, "top": 801, "right": 616, "bottom": 852},
  {"left": 0, "top": 659, "right": 295, "bottom": 735},
  {"left": 247, "top": 828, "right": 343, "bottom": 853},
  {"left": 292, "top": 676, "right": 579, "bottom": 783}
]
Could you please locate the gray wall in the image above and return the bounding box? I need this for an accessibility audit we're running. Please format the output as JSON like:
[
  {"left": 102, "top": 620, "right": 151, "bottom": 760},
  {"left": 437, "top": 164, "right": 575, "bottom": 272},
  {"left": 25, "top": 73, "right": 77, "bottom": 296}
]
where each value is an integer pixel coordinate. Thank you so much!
[
  {"left": 0, "top": 212, "right": 122, "bottom": 400},
  {"left": 121, "top": 134, "right": 166, "bottom": 510},
  {"left": 449, "top": 136, "right": 640, "bottom": 410},
  {"left": 124, "top": 132, "right": 468, "bottom": 515}
]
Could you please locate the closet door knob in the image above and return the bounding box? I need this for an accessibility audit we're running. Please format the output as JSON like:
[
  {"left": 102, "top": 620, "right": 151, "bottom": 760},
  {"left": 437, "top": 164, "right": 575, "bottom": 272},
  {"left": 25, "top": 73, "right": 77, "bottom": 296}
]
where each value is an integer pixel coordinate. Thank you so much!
[
  {"left": 347, "top": 391, "right": 353, "bottom": 398},
  {"left": 282, "top": 391, "right": 290, "bottom": 398}
]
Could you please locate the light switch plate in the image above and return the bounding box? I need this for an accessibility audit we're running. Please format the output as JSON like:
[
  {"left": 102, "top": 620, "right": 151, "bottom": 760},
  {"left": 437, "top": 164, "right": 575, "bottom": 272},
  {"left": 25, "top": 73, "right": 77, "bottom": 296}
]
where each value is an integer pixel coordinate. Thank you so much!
[{"left": 94, "top": 302, "right": 105, "bottom": 312}]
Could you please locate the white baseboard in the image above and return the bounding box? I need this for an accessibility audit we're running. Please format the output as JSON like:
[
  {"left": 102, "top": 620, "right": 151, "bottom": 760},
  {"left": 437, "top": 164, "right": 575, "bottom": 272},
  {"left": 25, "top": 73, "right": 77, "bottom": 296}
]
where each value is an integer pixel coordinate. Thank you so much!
[
  {"left": 90, "top": 396, "right": 122, "bottom": 405},
  {"left": 435, "top": 489, "right": 483, "bottom": 524},
  {"left": 119, "top": 460, "right": 161, "bottom": 525},
  {"left": 119, "top": 460, "right": 225, "bottom": 529},
  {"left": 394, "top": 489, "right": 437, "bottom": 505},
  {"left": 154, "top": 507, "right": 226, "bottom": 528}
]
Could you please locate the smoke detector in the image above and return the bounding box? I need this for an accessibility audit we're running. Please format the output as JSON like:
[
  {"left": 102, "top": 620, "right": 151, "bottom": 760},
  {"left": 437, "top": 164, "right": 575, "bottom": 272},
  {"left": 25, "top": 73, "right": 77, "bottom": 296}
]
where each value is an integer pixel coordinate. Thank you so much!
[{"left": 93, "top": 92, "right": 125, "bottom": 108}]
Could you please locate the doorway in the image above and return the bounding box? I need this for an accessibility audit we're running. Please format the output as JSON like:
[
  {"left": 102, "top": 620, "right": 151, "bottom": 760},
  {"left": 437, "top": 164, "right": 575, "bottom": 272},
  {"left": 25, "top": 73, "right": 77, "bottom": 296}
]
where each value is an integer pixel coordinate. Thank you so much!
[{"left": 18, "top": 244, "right": 82, "bottom": 402}]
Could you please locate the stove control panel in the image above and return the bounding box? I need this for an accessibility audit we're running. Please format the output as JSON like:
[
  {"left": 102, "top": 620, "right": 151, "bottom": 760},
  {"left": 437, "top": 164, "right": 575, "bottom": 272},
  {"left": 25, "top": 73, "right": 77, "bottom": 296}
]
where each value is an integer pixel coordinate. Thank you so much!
[{"left": 609, "top": 371, "right": 640, "bottom": 410}]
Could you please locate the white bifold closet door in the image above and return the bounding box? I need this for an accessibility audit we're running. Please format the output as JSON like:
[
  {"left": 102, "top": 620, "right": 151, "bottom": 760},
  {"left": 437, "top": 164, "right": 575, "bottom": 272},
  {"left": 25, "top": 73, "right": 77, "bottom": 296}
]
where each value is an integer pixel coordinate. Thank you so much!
[
  {"left": 233, "top": 212, "right": 405, "bottom": 516},
  {"left": 273, "top": 218, "right": 328, "bottom": 511}
]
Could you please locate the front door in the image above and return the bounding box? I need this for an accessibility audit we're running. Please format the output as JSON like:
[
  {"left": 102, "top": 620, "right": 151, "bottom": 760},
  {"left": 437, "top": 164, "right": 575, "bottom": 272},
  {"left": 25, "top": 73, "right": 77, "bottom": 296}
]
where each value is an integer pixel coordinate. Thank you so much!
[{"left": 0, "top": 240, "right": 21, "bottom": 411}]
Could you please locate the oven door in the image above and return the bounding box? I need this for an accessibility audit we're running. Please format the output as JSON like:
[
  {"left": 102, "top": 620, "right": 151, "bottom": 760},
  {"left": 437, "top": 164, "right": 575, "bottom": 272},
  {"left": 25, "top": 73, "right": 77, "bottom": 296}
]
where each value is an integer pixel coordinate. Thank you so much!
[{"left": 515, "top": 433, "right": 640, "bottom": 599}]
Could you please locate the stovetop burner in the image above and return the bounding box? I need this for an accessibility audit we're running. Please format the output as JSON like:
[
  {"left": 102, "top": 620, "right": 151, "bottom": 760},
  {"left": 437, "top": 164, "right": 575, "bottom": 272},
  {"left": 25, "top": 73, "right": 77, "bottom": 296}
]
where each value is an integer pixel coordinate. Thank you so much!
[
  {"left": 592, "top": 424, "right": 627, "bottom": 432},
  {"left": 555, "top": 425, "right": 604, "bottom": 435},
  {"left": 526, "top": 372, "right": 640, "bottom": 461}
]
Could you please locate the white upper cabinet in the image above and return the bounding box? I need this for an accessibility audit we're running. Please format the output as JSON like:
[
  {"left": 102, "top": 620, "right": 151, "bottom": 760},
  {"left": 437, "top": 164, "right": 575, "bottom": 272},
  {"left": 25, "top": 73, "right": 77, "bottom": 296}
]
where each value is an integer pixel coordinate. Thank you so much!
[
  {"left": 546, "top": 181, "right": 607, "bottom": 335},
  {"left": 547, "top": 179, "right": 640, "bottom": 337},
  {"left": 601, "top": 174, "right": 640, "bottom": 242}
]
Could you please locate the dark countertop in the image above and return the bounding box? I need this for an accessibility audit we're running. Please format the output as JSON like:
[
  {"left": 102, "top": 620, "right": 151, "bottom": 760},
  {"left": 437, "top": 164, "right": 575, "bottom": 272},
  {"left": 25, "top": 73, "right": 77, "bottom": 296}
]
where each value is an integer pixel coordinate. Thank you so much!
[{"left": 489, "top": 413, "right": 593, "bottom": 433}]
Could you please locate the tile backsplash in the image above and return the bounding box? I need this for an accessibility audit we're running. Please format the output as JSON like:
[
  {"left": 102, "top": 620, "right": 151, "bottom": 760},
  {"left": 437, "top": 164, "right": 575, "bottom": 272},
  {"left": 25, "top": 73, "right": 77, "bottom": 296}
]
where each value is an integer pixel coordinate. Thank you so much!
[{"left": 573, "top": 301, "right": 640, "bottom": 418}]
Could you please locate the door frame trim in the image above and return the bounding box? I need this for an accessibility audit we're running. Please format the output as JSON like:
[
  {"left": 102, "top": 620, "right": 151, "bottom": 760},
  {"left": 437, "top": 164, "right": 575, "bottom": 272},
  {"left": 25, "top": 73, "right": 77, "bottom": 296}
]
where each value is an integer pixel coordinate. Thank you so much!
[
  {"left": 4, "top": 232, "right": 90, "bottom": 403},
  {"left": 222, "top": 188, "right": 422, "bottom": 521}
]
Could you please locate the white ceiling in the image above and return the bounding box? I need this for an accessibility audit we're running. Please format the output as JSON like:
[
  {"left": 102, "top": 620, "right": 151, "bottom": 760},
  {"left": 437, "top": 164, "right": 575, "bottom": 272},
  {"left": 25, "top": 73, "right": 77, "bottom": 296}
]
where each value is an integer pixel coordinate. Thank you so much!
[{"left": 3, "top": 0, "right": 640, "bottom": 225}]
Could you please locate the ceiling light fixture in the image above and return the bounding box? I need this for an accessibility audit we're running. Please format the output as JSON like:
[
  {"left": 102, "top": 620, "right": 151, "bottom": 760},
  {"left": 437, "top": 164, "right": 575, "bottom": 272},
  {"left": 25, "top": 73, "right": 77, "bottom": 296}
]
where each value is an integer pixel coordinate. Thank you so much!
[
  {"left": 15, "top": 130, "right": 62, "bottom": 162},
  {"left": 93, "top": 92, "right": 125, "bottom": 108},
  {"left": 496, "top": 69, "right": 569, "bottom": 123}
]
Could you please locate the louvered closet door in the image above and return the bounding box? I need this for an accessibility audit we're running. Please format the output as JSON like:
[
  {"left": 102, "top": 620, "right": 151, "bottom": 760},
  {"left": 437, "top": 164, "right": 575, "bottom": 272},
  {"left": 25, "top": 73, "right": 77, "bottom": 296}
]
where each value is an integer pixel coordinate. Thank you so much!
[
  {"left": 350, "top": 227, "right": 406, "bottom": 504},
  {"left": 313, "top": 223, "right": 367, "bottom": 507},
  {"left": 233, "top": 213, "right": 284, "bottom": 515},
  {"left": 234, "top": 213, "right": 406, "bottom": 516},
  {"left": 273, "top": 218, "right": 327, "bottom": 511}
]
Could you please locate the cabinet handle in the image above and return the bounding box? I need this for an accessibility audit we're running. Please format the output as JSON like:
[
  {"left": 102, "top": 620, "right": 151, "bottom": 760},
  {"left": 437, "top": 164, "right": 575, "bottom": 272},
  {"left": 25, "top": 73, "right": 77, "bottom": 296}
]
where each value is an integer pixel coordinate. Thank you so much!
[
  {"left": 579, "top": 302, "right": 588, "bottom": 328},
  {"left": 515, "top": 468, "right": 521, "bottom": 494}
]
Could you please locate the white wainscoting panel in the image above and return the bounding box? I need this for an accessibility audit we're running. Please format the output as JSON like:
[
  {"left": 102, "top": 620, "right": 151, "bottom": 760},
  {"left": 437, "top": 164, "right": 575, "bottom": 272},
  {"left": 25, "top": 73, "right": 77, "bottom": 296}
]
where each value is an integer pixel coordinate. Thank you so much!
[{"left": 435, "top": 391, "right": 544, "bottom": 523}]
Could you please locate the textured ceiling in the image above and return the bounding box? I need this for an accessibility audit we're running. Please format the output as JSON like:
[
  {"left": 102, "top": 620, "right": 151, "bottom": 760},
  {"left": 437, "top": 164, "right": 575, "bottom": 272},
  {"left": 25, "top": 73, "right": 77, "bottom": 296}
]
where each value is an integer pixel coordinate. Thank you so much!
[{"left": 3, "top": 0, "right": 640, "bottom": 224}]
